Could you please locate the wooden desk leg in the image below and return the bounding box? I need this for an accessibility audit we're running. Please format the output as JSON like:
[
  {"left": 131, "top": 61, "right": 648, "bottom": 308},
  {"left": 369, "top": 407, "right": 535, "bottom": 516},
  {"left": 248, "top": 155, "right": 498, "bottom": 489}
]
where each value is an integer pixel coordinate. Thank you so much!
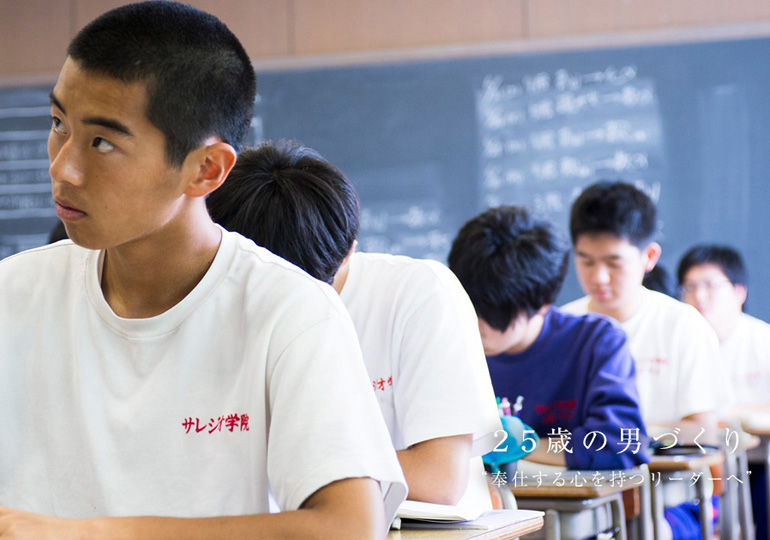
[
  {"left": 696, "top": 466, "right": 714, "bottom": 540},
  {"left": 737, "top": 449, "right": 755, "bottom": 540}
]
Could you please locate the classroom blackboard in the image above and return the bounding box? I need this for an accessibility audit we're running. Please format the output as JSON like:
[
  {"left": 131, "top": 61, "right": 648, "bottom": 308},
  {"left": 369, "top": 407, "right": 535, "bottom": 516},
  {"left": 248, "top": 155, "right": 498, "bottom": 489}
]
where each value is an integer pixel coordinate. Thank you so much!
[{"left": 3, "top": 36, "right": 770, "bottom": 319}]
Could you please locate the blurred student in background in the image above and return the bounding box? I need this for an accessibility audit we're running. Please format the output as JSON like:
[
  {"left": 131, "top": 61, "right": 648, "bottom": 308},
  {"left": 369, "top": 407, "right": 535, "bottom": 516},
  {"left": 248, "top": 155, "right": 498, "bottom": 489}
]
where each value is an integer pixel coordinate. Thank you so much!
[{"left": 678, "top": 244, "right": 770, "bottom": 408}]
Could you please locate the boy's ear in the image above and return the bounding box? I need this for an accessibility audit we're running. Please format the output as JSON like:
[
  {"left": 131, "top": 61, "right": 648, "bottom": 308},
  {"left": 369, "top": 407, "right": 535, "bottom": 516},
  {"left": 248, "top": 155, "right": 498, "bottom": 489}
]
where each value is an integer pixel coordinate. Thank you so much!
[
  {"left": 642, "top": 241, "right": 662, "bottom": 272},
  {"left": 342, "top": 240, "right": 358, "bottom": 266},
  {"left": 734, "top": 283, "right": 748, "bottom": 307},
  {"left": 184, "top": 140, "right": 237, "bottom": 198}
]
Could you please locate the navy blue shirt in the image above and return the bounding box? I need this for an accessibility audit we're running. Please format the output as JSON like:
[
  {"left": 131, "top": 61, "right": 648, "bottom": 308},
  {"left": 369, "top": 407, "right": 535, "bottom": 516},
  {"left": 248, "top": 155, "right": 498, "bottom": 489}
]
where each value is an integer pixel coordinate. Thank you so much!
[{"left": 487, "top": 307, "right": 649, "bottom": 470}]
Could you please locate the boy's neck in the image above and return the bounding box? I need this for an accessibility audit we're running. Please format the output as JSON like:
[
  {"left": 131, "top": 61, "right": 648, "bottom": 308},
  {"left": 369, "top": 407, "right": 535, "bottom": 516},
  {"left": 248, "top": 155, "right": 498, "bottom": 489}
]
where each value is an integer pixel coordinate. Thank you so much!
[
  {"left": 714, "top": 314, "right": 741, "bottom": 343},
  {"left": 588, "top": 287, "right": 643, "bottom": 323},
  {"left": 100, "top": 216, "right": 222, "bottom": 319}
]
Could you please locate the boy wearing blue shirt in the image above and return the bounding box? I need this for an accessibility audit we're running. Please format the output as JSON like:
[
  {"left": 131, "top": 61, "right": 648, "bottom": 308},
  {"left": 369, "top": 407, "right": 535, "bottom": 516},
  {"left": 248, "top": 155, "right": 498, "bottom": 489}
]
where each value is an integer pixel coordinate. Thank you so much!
[{"left": 448, "top": 205, "right": 649, "bottom": 470}]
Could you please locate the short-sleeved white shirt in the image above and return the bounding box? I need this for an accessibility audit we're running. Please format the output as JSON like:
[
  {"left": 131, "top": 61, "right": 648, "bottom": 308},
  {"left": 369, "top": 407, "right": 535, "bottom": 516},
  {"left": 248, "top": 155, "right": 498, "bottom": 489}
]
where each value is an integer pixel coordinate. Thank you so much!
[
  {"left": 0, "top": 231, "right": 407, "bottom": 522},
  {"left": 562, "top": 288, "right": 727, "bottom": 423},
  {"left": 340, "top": 252, "right": 501, "bottom": 454},
  {"left": 340, "top": 253, "right": 501, "bottom": 509},
  {"left": 721, "top": 312, "right": 770, "bottom": 406}
]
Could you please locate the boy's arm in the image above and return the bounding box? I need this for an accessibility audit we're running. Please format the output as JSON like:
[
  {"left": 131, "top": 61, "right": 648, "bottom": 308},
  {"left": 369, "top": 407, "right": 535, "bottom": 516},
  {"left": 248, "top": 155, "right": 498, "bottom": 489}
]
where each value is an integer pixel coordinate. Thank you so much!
[
  {"left": 0, "top": 477, "right": 385, "bottom": 540},
  {"left": 389, "top": 266, "right": 501, "bottom": 504},
  {"left": 566, "top": 321, "right": 649, "bottom": 470},
  {"left": 681, "top": 412, "right": 718, "bottom": 438},
  {"left": 396, "top": 433, "right": 472, "bottom": 505}
]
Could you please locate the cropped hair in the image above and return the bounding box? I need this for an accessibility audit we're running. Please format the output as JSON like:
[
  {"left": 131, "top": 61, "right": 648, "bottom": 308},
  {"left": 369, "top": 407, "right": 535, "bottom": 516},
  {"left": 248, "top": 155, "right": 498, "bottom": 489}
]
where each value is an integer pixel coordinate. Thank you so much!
[
  {"left": 207, "top": 140, "right": 360, "bottom": 284},
  {"left": 677, "top": 244, "right": 747, "bottom": 287},
  {"left": 448, "top": 206, "right": 570, "bottom": 332},
  {"left": 67, "top": 1, "right": 256, "bottom": 167},
  {"left": 569, "top": 180, "right": 658, "bottom": 248}
]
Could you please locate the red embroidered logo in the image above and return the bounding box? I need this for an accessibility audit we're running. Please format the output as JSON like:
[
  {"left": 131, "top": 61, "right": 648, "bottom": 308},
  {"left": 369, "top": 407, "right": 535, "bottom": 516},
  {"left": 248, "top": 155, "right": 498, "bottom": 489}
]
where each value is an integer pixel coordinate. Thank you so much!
[
  {"left": 372, "top": 376, "right": 393, "bottom": 392},
  {"left": 535, "top": 400, "right": 577, "bottom": 425},
  {"left": 182, "top": 414, "right": 250, "bottom": 434}
]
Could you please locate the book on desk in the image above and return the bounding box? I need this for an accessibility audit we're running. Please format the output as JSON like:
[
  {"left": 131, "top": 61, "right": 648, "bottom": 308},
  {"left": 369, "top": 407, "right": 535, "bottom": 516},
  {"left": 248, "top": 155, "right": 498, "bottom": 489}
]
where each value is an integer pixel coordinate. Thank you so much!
[{"left": 394, "top": 505, "right": 544, "bottom": 531}]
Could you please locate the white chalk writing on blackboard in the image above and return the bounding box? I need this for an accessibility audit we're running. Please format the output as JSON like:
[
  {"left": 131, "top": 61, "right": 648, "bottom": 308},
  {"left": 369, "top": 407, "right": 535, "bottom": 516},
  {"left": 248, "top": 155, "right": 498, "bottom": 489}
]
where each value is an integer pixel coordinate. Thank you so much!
[
  {"left": 475, "top": 65, "right": 664, "bottom": 229},
  {"left": 0, "top": 94, "right": 57, "bottom": 258}
]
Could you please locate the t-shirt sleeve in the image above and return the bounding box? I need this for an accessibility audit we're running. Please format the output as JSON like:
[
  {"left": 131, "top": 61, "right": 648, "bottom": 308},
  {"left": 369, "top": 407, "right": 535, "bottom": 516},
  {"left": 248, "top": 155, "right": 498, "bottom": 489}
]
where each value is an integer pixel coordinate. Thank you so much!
[
  {"left": 266, "top": 309, "right": 407, "bottom": 523},
  {"left": 565, "top": 322, "right": 651, "bottom": 470},
  {"left": 393, "top": 268, "right": 502, "bottom": 456}
]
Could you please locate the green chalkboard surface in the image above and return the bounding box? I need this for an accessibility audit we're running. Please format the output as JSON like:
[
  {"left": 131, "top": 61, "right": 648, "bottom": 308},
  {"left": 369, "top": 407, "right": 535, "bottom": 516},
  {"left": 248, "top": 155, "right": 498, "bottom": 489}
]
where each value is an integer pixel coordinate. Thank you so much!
[{"left": 3, "top": 36, "right": 770, "bottom": 318}]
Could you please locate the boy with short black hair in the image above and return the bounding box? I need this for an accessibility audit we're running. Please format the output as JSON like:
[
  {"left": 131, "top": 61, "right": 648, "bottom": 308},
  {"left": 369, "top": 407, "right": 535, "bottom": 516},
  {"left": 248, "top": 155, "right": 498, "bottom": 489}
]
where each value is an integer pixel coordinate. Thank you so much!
[
  {"left": 207, "top": 139, "right": 502, "bottom": 508},
  {"left": 678, "top": 244, "right": 770, "bottom": 407},
  {"left": 448, "top": 205, "right": 649, "bottom": 470},
  {"left": 561, "top": 182, "right": 732, "bottom": 540},
  {"left": 0, "top": 3, "right": 406, "bottom": 539},
  {"left": 562, "top": 180, "right": 727, "bottom": 426}
]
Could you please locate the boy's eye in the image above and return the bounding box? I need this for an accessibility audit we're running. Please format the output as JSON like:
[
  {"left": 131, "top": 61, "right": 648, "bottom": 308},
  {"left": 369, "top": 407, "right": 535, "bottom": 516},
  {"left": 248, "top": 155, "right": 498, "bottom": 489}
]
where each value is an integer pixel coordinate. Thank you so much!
[
  {"left": 93, "top": 137, "right": 115, "bottom": 152},
  {"left": 50, "top": 116, "right": 66, "bottom": 134}
]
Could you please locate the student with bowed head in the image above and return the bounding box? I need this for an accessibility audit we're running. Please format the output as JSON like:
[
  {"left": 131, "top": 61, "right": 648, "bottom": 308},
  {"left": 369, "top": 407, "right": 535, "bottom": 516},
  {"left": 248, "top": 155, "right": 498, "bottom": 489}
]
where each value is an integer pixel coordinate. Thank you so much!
[
  {"left": 447, "top": 204, "right": 649, "bottom": 470},
  {"left": 561, "top": 181, "right": 731, "bottom": 540},
  {"left": 0, "top": 3, "right": 406, "bottom": 539},
  {"left": 561, "top": 180, "right": 729, "bottom": 426},
  {"left": 207, "top": 140, "right": 502, "bottom": 509}
]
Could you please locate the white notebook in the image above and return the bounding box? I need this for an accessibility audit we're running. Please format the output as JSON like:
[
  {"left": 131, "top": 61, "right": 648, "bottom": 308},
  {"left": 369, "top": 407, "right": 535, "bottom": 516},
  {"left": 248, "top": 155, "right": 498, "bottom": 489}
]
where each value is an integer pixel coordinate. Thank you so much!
[{"left": 395, "top": 509, "right": 544, "bottom": 531}]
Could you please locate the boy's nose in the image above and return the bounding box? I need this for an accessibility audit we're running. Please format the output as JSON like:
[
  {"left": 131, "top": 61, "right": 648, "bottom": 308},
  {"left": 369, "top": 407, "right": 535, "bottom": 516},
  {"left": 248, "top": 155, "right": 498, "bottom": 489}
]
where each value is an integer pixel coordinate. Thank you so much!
[
  {"left": 593, "top": 265, "right": 610, "bottom": 284},
  {"left": 49, "top": 138, "right": 85, "bottom": 187}
]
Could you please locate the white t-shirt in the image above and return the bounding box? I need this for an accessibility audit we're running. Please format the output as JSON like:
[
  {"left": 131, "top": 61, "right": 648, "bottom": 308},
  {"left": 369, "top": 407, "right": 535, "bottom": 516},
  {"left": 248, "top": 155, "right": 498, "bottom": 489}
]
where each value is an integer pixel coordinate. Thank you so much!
[
  {"left": 0, "top": 231, "right": 406, "bottom": 522},
  {"left": 722, "top": 312, "right": 770, "bottom": 406},
  {"left": 340, "top": 252, "right": 502, "bottom": 507},
  {"left": 562, "top": 288, "right": 726, "bottom": 424}
]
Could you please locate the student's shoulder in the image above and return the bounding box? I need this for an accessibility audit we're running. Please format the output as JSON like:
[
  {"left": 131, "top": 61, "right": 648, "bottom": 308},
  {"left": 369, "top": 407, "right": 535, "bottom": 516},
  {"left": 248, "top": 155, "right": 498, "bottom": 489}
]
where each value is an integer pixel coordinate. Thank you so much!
[
  {"left": 738, "top": 312, "right": 770, "bottom": 342},
  {"left": 560, "top": 295, "right": 590, "bottom": 315},
  {"left": 639, "top": 289, "right": 718, "bottom": 347},
  {"left": 0, "top": 240, "right": 84, "bottom": 278},
  {"left": 225, "top": 230, "right": 343, "bottom": 310},
  {"left": 741, "top": 311, "right": 770, "bottom": 331},
  {"left": 640, "top": 287, "right": 703, "bottom": 322},
  {"left": 353, "top": 251, "right": 443, "bottom": 275},
  {"left": 549, "top": 305, "right": 625, "bottom": 340},
  {"left": 352, "top": 251, "right": 460, "bottom": 291},
  {"left": 0, "top": 241, "right": 87, "bottom": 303},
  {"left": 544, "top": 309, "right": 629, "bottom": 372}
]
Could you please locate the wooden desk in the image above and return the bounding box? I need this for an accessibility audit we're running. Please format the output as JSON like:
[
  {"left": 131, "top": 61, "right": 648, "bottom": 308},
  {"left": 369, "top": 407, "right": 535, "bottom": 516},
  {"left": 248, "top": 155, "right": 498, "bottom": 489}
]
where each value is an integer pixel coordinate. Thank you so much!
[
  {"left": 388, "top": 511, "right": 544, "bottom": 540},
  {"left": 648, "top": 451, "right": 724, "bottom": 540},
  {"left": 740, "top": 414, "right": 770, "bottom": 540}
]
